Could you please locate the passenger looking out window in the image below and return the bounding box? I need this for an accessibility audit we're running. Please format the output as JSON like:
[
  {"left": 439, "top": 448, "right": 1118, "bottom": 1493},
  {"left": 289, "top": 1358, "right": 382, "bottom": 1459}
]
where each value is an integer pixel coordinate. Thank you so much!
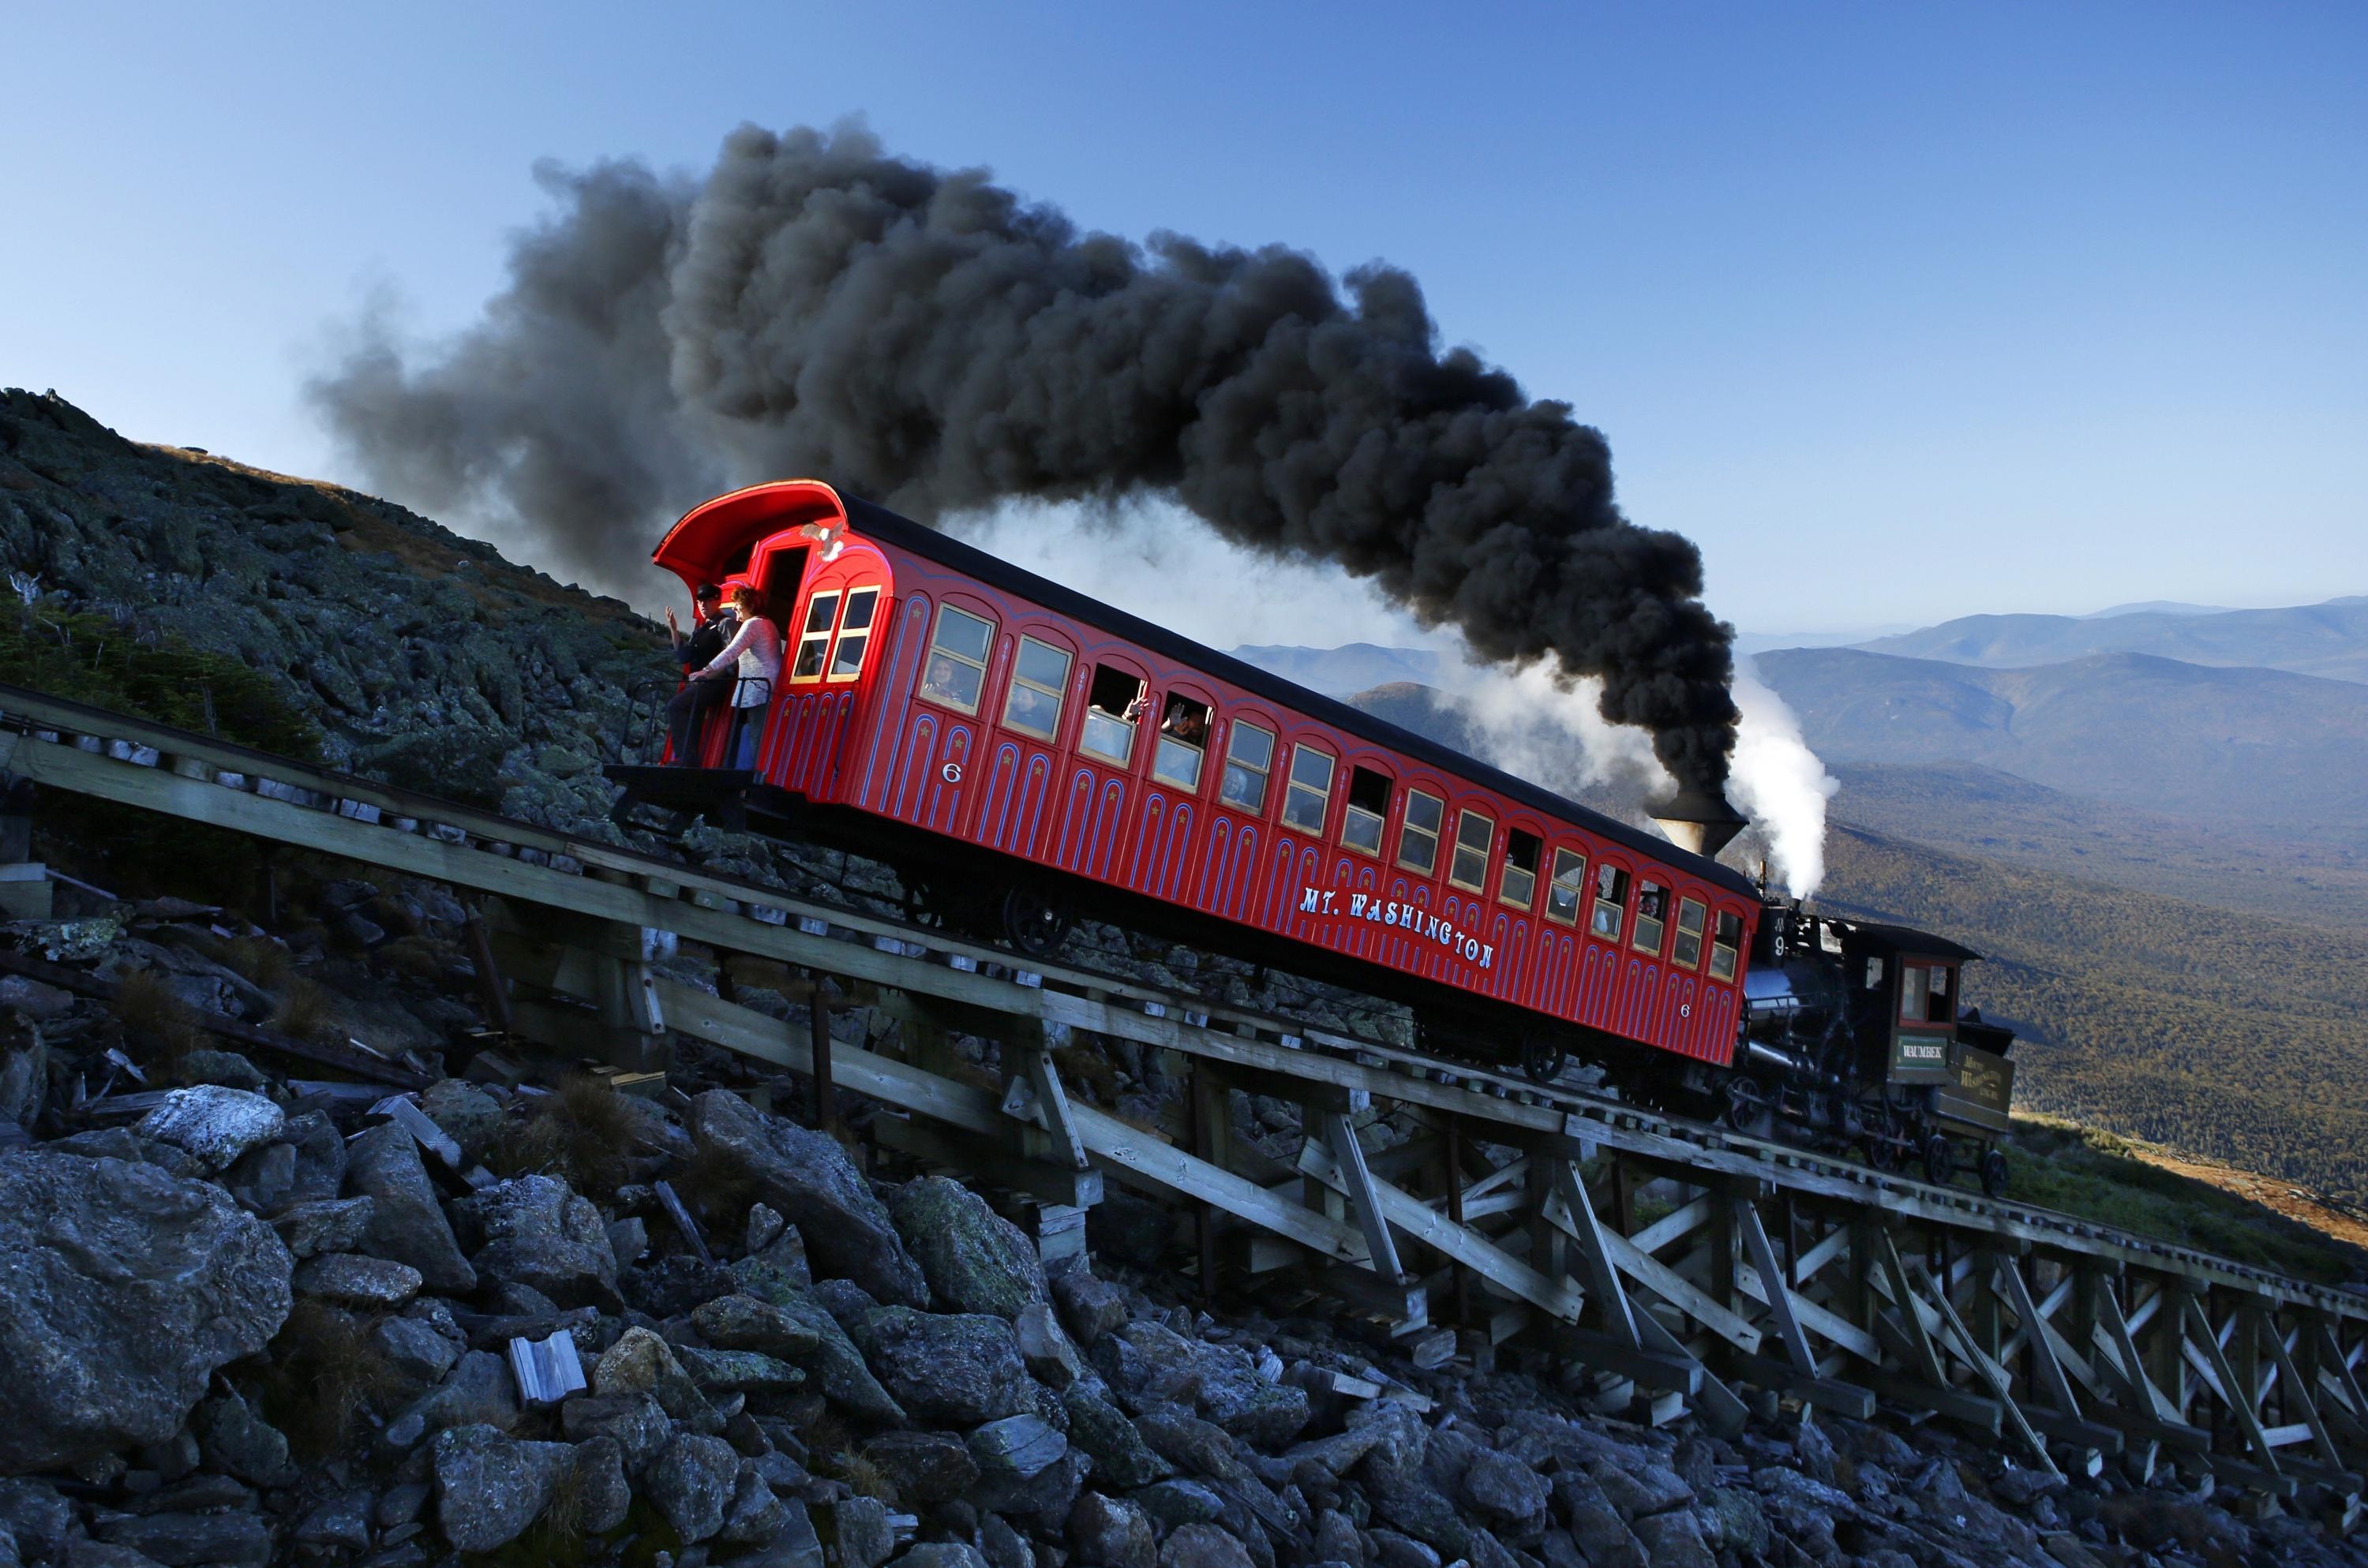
[
  {"left": 1152, "top": 697, "right": 1211, "bottom": 789},
  {"left": 1002, "top": 636, "right": 1070, "bottom": 739},
  {"left": 1282, "top": 745, "right": 1333, "bottom": 834},
  {"left": 1342, "top": 767, "right": 1390, "bottom": 856},
  {"left": 827, "top": 586, "right": 879, "bottom": 680},
  {"left": 1545, "top": 848, "right": 1587, "bottom": 925},
  {"left": 1220, "top": 720, "right": 1275, "bottom": 812},
  {"left": 1449, "top": 810, "right": 1494, "bottom": 893},
  {"left": 1080, "top": 665, "right": 1145, "bottom": 765},
  {"left": 1501, "top": 829, "right": 1542, "bottom": 910},
  {"left": 791, "top": 590, "right": 840, "bottom": 682},
  {"left": 1672, "top": 898, "right": 1707, "bottom": 968},
  {"left": 1396, "top": 789, "right": 1443, "bottom": 876},
  {"left": 1709, "top": 911, "right": 1744, "bottom": 982},
  {"left": 920, "top": 604, "right": 993, "bottom": 713},
  {"left": 1632, "top": 881, "right": 1668, "bottom": 954},
  {"left": 1591, "top": 866, "right": 1630, "bottom": 941}
]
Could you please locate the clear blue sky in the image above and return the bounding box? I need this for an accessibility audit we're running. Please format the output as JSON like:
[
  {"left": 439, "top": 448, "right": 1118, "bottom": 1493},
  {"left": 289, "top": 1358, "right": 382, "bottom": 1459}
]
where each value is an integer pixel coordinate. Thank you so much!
[{"left": 5, "top": 1, "right": 2362, "bottom": 642}]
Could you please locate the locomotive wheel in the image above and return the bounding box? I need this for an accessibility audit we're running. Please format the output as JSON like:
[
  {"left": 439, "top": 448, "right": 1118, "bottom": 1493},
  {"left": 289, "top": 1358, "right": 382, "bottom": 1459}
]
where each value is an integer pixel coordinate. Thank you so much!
[
  {"left": 1721, "top": 1076, "right": 1769, "bottom": 1135},
  {"left": 1000, "top": 885, "right": 1073, "bottom": 960},
  {"left": 901, "top": 878, "right": 944, "bottom": 930},
  {"left": 1980, "top": 1149, "right": 2010, "bottom": 1199},
  {"left": 1864, "top": 1120, "right": 1902, "bottom": 1173},
  {"left": 1921, "top": 1135, "right": 1958, "bottom": 1187},
  {"left": 1519, "top": 1037, "right": 1568, "bottom": 1085}
]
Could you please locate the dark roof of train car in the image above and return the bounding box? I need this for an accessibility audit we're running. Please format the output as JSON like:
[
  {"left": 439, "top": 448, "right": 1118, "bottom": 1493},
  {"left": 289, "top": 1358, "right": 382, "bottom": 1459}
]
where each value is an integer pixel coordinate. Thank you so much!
[
  {"left": 842, "top": 496, "right": 1761, "bottom": 899},
  {"left": 1834, "top": 918, "right": 1984, "bottom": 963}
]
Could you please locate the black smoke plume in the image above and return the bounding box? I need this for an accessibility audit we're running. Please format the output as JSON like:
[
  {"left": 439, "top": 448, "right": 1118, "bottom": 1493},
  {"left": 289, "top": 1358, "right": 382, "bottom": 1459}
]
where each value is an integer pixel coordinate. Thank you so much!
[{"left": 310, "top": 123, "right": 1738, "bottom": 789}]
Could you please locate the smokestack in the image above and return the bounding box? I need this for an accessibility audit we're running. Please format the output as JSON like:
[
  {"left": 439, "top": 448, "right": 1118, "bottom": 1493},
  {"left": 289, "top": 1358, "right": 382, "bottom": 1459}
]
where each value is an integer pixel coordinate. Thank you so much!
[
  {"left": 1648, "top": 788, "right": 1748, "bottom": 860},
  {"left": 310, "top": 123, "right": 1740, "bottom": 791}
]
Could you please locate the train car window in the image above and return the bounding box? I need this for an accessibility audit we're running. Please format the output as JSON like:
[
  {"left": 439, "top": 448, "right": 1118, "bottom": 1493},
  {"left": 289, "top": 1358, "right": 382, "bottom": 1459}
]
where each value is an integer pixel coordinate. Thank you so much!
[
  {"left": 1671, "top": 898, "right": 1707, "bottom": 968},
  {"left": 1448, "top": 810, "right": 1494, "bottom": 893},
  {"left": 791, "top": 590, "right": 841, "bottom": 683},
  {"left": 826, "top": 587, "right": 879, "bottom": 681},
  {"left": 1002, "top": 636, "right": 1070, "bottom": 739},
  {"left": 1080, "top": 665, "right": 1145, "bottom": 764},
  {"left": 1282, "top": 746, "right": 1334, "bottom": 833},
  {"left": 1900, "top": 962, "right": 1953, "bottom": 1023},
  {"left": 1708, "top": 911, "right": 1744, "bottom": 981},
  {"left": 1220, "top": 721, "right": 1275, "bottom": 812},
  {"left": 1341, "top": 768, "right": 1390, "bottom": 856},
  {"left": 919, "top": 604, "right": 994, "bottom": 713},
  {"left": 1501, "top": 829, "right": 1542, "bottom": 910},
  {"left": 1632, "top": 881, "right": 1667, "bottom": 954},
  {"left": 1152, "top": 697, "right": 1212, "bottom": 790},
  {"left": 1545, "top": 848, "right": 1587, "bottom": 924},
  {"left": 1591, "top": 866, "right": 1630, "bottom": 940},
  {"left": 1396, "top": 789, "right": 1443, "bottom": 875}
]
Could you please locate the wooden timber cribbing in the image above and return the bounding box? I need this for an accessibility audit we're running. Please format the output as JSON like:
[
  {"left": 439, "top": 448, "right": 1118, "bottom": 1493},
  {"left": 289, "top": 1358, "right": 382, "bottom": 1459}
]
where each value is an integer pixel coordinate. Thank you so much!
[{"left": 2, "top": 679, "right": 2365, "bottom": 1509}]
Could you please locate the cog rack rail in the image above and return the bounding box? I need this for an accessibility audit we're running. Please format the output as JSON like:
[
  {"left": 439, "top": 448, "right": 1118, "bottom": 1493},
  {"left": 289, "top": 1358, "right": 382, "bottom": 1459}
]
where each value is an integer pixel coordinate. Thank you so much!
[{"left": 2, "top": 679, "right": 2362, "bottom": 1507}]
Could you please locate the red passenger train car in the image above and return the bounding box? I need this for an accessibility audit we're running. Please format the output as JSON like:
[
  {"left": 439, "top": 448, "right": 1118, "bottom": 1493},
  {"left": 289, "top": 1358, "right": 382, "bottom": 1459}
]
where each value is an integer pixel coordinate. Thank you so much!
[{"left": 610, "top": 479, "right": 1763, "bottom": 1085}]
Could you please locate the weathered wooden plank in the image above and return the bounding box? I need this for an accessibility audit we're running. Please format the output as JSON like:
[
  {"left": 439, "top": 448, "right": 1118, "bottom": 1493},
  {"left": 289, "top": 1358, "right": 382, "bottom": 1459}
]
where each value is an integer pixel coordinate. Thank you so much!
[
  {"left": 1736, "top": 1263, "right": 1881, "bottom": 1363},
  {"left": 1733, "top": 1196, "right": 1815, "bottom": 1373}
]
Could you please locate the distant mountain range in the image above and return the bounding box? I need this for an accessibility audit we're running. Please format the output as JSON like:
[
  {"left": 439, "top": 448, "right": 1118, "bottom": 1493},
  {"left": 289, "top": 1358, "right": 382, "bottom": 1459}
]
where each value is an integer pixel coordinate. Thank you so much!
[
  {"left": 1227, "top": 642, "right": 1446, "bottom": 698},
  {"left": 1847, "top": 596, "right": 2368, "bottom": 684}
]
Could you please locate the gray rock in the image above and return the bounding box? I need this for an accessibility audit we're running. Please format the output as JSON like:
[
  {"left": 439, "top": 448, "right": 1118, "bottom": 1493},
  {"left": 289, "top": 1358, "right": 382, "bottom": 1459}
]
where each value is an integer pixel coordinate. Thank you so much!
[
  {"left": 64, "top": 1545, "right": 168, "bottom": 1568},
  {"left": 590, "top": 1326, "right": 721, "bottom": 1428},
  {"left": 135, "top": 1085, "right": 283, "bottom": 1170},
  {"left": 175, "top": 1048, "right": 269, "bottom": 1093},
  {"left": 385, "top": 1350, "right": 518, "bottom": 1448},
  {"left": 749, "top": 1495, "right": 825, "bottom": 1568},
  {"left": 562, "top": 1390, "right": 674, "bottom": 1473},
  {"left": 0, "top": 1035, "right": 46, "bottom": 1129},
  {"left": 378, "top": 1482, "right": 431, "bottom": 1528},
  {"left": 890, "top": 1176, "right": 1046, "bottom": 1319},
  {"left": 453, "top": 1173, "right": 619, "bottom": 1309},
  {"left": 294, "top": 1250, "right": 422, "bottom": 1308},
  {"left": 1589, "top": 1456, "right": 1692, "bottom": 1521},
  {"left": 1626, "top": 1509, "right": 1714, "bottom": 1568},
  {"left": 373, "top": 1314, "right": 462, "bottom": 1383},
  {"left": 1193, "top": 1353, "right": 1310, "bottom": 1448},
  {"left": 860, "top": 1306, "right": 1031, "bottom": 1424},
  {"left": 419, "top": 1078, "right": 503, "bottom": 1162},
  {"left": 1696, "top": 1487, "right": 1770, "bottom": 1557},
  {"left": 0, "top": 1479, "right": 76, "bottom": 1562},
  {"left": 431, "top": 1423, "right": 571, "bottom": 1552},
  {"left": 1130, "top": 1480, "right": 1226, "bottom": 1532},
  {"left": 1311, "top": 1512, "right": 1363, "bottom": 1567},
  {"left": 980, "top": 1510, "right": 1034, "bottom": 1568},
  {"left": 1463, "top": 1449, "right": 1550, "bottom": 1524},
  {"left": 688, "top": 1090, "right": 928, "bottom": 1307},
  {"left": 280, "top": 1110, "right": 346, "bottom": 1205},
  {"left": 1366, "top": 1529, "right": 1437, "bottom": 1568},
  {"left": 346, "top": 1124, "right": 475, "bottom": 1293},
  {"left": 860, "top": 1431, "right": 981, "bottom": 1505},
  {"left": 95, "top": 1514, "right": 272, "bottom": 1568},
  {"left": 728, "top": 1267, "right": 906, "bottom": 1420},
  {"left": 677, "top": 1345, "right": 806, "bottom": 1394},
  {"left": 970, "top": 1414, "right": 1069, "bottom": 1482},
  {"left": 605, "top": 1214, "right": 649, "bottom": 1269},
  {"left": 0, "top": 1151, "right": 291, "bottom": 1471},
  {"left": 692, "top": 1293, "right": 822, "bottom": 1358},
  {"left": 1364, "top": 1443, "right": 1471, "bottom": 1559},
  {"left": 746, "top": 1201, "right": 788, "bottom": 1255},
  {"left": 1158, "top": 1521, "right": 1254, "bottom": 1568},
  {"left": 1063, "top": 1385, "right": 1175, "bottom": 1489},
  {"left": 891, "top": 1547, "right": 990, "bottom": 1568},
  {"left": 270, "top": 1195, "right": 375, "bottom": 1259},
  {"left": 571, "top": 1434, "right": 634, "bottom": 1534},
  {"left": 1133, "top": 1408, "right": 1246, "bottom": 1484},
  {"left": 721, "top": 1467, "right": 793, "bottom": 1547},
  {"left": 295, "top": 1491, "right": 377, "bottom": 1552},
  {"left": 1015, "top": 1302, "right": 1087, "bottom": 1389},
  {"left": 1070, "top": 1492, "right": 1157, "bottom": 1568},
  {"left": 834, "top": 1495, "right": 897, "bottom": 1568},
  {"left": 193, "top": 1388, "right": 293, "bottom": 1485},
  {"left": 219, "top": 1140, "right": 297, "bottom": 1214},
  {"left": 647, "top": 1431, "right": 740, "bottom": 1544},
  {"left": 1550, "top": 1473, "right": 1643, "bottom": 1568}
]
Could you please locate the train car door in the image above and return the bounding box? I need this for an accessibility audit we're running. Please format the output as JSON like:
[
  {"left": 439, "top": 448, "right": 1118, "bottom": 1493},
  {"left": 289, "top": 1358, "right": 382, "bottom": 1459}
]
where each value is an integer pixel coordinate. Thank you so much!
[
  {"left": 1050, "top": 654, "right": 1148, "bottom": 882},
  {"left": 967, "top": 624, "right": 1076, "bottom": 860},
  {"left": 1125, "top": 679, "right": 1215, "bottom": 903},
  {"left": 762, "top": 538, "right": 891, "bottom": 799}
]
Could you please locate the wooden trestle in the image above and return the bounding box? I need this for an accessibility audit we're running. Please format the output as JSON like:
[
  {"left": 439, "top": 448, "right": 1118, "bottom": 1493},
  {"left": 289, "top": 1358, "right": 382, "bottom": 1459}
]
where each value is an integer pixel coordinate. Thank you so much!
[{"left": 3, "top": 680, "right": 2364, "bottom": 1513}]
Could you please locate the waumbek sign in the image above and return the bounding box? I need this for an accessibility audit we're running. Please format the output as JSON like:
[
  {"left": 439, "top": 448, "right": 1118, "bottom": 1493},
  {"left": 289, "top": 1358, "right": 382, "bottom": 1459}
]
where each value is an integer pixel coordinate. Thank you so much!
[{"left": 1298, "top": 885, "right": 1497, "bottom": 970}]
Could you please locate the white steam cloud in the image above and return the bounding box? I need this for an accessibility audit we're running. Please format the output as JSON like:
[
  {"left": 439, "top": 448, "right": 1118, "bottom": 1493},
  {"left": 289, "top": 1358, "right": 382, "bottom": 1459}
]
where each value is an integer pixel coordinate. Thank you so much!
[{"left": 1722, "top": 664, "right": 1837, "bottom": 896}]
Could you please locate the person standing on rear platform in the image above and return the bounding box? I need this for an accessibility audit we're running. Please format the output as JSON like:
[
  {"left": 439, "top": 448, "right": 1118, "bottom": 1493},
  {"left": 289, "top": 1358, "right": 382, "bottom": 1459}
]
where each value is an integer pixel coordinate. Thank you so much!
[
  {"left": 663, "top": 583, "right": 729, "bottom": 764},
  {"left": 691, "top": 584, "right": 784, "bottom": 769}
]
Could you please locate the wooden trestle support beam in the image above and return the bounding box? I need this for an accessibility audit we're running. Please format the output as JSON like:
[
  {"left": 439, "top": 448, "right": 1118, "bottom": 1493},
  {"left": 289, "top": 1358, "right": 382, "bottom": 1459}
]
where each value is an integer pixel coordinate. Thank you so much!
[{"left": 3, "top": 680, "right": 2365, "bottom": 1517}]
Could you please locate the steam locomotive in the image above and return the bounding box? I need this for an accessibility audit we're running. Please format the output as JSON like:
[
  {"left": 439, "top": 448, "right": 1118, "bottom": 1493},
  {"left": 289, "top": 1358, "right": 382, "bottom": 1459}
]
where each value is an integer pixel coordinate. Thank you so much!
[{"left": 607, "top": 481, "right": 2016, "bottom": 1194}]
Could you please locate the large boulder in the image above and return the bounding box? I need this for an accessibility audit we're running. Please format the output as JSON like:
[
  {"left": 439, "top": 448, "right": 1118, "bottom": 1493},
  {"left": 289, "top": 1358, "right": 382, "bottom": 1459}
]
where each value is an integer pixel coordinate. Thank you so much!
[
  {"left": 726, "top": 1266, "right": 905, "bottom": 1422},
  {"left": 646, "top": 1431, "right": 740, "bottom": 1544},
  {"left": 688, "top": 1091, "right": 927, "bottom": 1307},
  {"left": 134, "top": 1087, "right": 283, "bottom": 1172},
  {"left": 890, "top": 1177, "right": 1046, "bottom": 1319},
  {"left": 344, "top": 1124, "right": 475, "bottom": 1293},
  {"left": 431, "top": 1424, "right": 573, "bottom": 1552},
  {"left": 452, "top": 1173, "right": 619, "bottom": 1309},
  {"left": 0, "top": 1151, "right": 291, "bottom": 1471},
  {"left": 858, "top": 1307, "right": 1032, "bottom": 1425}
]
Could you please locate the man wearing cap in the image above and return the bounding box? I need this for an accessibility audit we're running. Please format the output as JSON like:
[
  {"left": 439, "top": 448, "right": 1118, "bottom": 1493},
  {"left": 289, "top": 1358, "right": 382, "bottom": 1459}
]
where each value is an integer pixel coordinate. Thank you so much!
[{"left": 664, "top": 583, "right": 731, "bottom": 764}]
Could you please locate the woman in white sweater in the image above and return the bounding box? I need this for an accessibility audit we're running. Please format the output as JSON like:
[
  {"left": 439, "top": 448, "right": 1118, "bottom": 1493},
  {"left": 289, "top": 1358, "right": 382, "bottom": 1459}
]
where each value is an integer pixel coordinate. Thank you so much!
[{"left": 695, "top": 585, "right": 784, "bottom": 709}]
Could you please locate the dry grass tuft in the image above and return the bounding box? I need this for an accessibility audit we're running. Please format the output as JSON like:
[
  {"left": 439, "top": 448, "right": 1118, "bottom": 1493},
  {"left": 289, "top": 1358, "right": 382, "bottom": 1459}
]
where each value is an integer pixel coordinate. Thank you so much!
[
  {"left": 672, "top": 1137, "right": 759, "bottom": 1225},
  {"left": 375, "top": 934, "right": 448, "bottom": 982},
  {"left": 222, "top": 934, "right": 294, "bottom": 990},
  {"left": 255, "top": 1300, "right": 400, "bottom": 1460},
  {"left": 496, "top": 1074, "right": 643, "bottom": 1196},
  {"left": 266, "top": 978, "right": 338, "bottom": 1043},
  {"left": 112, "top": 967, "right": 200, "bottom": 1067}
]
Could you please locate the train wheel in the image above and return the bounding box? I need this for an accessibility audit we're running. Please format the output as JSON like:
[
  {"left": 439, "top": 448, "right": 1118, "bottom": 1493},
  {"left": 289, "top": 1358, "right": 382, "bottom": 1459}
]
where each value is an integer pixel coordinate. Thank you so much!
[
  {"left": 1000, "top": 885, "right": 1072, "bottom": 960},
  {"left": 1921, "top": 1135, "right": 1958, "bottom": 1187},
  {"left": 1864, "top": 1120, "right": 1902, "bottom": 1173},
  {"left": 1980, "top": 1149, "right": 2010, "bottom": 1199},
  {"left": 1519, "top": 1037, "right": 1568, "bottom": 1085},
  {"left": 901, "top": 878, "right": 943, "bottom": 930}
]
